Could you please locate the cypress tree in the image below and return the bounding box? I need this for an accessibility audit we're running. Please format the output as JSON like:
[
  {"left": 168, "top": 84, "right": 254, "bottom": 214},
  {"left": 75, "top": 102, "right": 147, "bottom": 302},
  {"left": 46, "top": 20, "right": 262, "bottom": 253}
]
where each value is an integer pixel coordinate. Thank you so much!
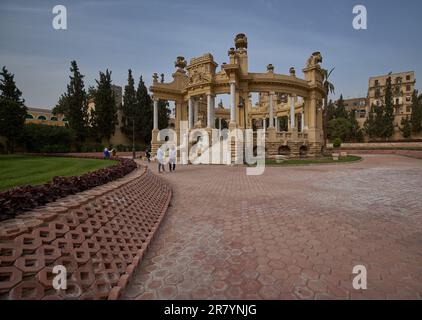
[
  {"left": 121, "top": 69, "right": 138, "bottom": 136},
  {"left": 335, "top": 95, "right": 348, "bottom": 120},
  {"left": 400, "top": 116, "right": 412, "bottom": 138},
  {"left": 364, "top": 105, "right": 376, "bottom": 139},
  {"left": 53, "top": 61, "right": 89, "bottom": 142},
  {"left": 91, "top": 69, "right": 117, "bottom": 143},
  {"left": 410, "top": 90, "right": 422, "bottom": 133},
  {"left": 0, "top": 66, "right": 27, "bottom": 153},
  {"left": 349, "top": 110, "right": 364, "bottom": 142},
  {"left": 136, "top": 76, "right": 153, "bottom": 143},
  {"left": 158, "top": 100, "right": 170, "bottom": 130},
  {"left": 382, "top": 76, "right": 395, "bottom": 140},
  {"left": 326, "top": 100, "right": 336, "bottom": 122}
]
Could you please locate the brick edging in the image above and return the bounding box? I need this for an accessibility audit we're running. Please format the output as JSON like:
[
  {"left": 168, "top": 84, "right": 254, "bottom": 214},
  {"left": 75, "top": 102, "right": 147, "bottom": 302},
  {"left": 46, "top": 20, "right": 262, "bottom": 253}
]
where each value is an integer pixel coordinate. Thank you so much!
[
  {"left": 108, "top": 187, "right": 172, "bottom": 300},
  {"left": 0, "top": 166, "right": 173, "bottom": 300}
]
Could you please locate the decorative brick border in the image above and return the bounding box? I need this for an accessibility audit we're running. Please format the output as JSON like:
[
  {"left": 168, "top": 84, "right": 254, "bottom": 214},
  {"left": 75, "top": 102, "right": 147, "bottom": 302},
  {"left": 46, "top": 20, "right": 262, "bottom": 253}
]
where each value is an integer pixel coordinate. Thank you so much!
[
  {"left": 0, "top": 165, "right": 172, "bottom": 300},
  {"left": 336, "top": 149, "right": 422, "bottom": 160}
]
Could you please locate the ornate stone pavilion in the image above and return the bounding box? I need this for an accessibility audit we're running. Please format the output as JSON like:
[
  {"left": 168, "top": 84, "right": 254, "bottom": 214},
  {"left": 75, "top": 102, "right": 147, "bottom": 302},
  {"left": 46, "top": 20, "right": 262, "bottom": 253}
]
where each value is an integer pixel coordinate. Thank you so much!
[{"left": 150, "top": 34, "right": 326, "bottom": 160}]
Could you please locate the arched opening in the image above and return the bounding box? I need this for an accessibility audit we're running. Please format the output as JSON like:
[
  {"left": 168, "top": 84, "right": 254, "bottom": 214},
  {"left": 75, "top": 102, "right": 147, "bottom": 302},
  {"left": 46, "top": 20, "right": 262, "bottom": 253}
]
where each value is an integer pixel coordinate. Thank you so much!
[
  {"left": 26, "top": 114, "right": 34, "bottom": 119},
  {"left": 299, "top": 145, "right": 308, "bottom": 158},
  {"left": 37, "top": 115, "right": 47, "bottom": 121},
  {"left": 278, "top": 145, "right": 290, "bottom": 156},
  {"left": 51, "top": 117, "right": 58, "bottom": 121}
]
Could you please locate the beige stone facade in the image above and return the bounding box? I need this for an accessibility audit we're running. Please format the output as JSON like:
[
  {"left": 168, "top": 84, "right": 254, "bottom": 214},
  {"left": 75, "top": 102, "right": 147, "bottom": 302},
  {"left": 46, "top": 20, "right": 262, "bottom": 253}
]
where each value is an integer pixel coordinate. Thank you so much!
[
  {"left": 342, "top": 71, "right": 419, "bottom": 141},
  {"left": 149, "top": 34, "right": 326, "bottom": 160},
  {"left": 25, "top": 107, "right": 67, "bottom": 127}
]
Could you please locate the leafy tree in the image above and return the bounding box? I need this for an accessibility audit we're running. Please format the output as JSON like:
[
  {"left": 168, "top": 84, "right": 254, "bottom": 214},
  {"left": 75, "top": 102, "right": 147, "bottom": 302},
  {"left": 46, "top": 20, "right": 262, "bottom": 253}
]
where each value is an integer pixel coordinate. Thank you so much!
[
  {"left": 327, "top": 117, "right": 352, "bottom": 142},
  {"left": 410, "top": 90, "right": 422, "bottom": 133},
  {"left": 53, "top": 61, "right": 89, "bottom": 142},
  {"left": 136, "top": 76, "right": 153, "bottom": 143},
  {"left": 121, "top": 69, "right": 138, "bottom": 137},
  {"left": 400, "top": 116, "right": 412, "bottom": 138},
  {"left": 335, "top": 94, "right": 348, "bottom": 120},
  {"left": 91, "top": 69, "right": 117, "bottom": 143},
  {"left": 0, "top": 67, "right": 27, "bottom": 153},
  {"left": 381, "top": 76, "right": 395, "bottom": 140}
]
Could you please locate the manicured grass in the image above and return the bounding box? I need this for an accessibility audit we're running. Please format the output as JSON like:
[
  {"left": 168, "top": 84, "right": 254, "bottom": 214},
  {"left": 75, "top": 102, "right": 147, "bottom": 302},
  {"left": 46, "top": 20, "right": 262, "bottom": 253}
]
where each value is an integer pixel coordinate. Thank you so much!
[
  {"left": 0, "top": 155, "right": 117, "bottom": 192},
  {"left": 265, "top": 155, "right": 362, "bottom": 166}
]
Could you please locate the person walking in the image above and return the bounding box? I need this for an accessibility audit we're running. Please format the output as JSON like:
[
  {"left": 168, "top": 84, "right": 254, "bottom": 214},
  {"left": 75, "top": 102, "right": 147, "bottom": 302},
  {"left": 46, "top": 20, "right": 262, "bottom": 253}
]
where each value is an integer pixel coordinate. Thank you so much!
[
  {"left": 103, "top": 148, "right": 110, "bottom": 160},
  {"left": 145, "top": 148, "right": 151, "bottom": 163},
  {"left": 157, "top": 147, "right": 165, "bottom": 173},
  {"left": 169, "top": 146, "right": 176, "bottom": 172}
]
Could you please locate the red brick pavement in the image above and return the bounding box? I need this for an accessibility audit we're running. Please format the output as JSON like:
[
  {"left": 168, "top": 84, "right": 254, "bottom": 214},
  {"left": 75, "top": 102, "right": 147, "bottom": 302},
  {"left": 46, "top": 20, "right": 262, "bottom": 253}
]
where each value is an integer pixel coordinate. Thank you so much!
[{"left": 122, "top": 155, "right": 422, "bottom": 300}]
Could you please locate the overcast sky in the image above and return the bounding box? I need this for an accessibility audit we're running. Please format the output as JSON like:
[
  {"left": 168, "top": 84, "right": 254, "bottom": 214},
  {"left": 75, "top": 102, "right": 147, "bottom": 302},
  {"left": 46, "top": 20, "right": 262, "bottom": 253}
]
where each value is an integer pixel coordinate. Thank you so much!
[{"left": 0, "top": 0, "right": 421, "bottom": 108}]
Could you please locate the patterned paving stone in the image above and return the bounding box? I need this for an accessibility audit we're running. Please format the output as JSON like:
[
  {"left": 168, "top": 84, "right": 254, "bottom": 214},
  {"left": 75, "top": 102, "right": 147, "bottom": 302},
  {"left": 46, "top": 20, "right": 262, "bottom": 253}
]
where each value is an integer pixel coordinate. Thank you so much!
[{"left": 122, "top": 155, "right": 422, "bottom": 300}]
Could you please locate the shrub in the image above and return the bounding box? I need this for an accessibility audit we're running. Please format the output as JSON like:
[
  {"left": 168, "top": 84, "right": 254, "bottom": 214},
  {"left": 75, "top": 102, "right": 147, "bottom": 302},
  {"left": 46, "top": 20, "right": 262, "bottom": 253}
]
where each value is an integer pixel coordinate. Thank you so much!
[
  {"left": 20, "top": 124, "right": 74, "bottom": 153},
  {"left": 0, "top": 156, "right": 137, "bottom": 221},
  {"left": 333, "top": 137, "right": 342, "bottom": 148},
  {"left": 327, "top": 118, "right": 352, "bottom": 142}
]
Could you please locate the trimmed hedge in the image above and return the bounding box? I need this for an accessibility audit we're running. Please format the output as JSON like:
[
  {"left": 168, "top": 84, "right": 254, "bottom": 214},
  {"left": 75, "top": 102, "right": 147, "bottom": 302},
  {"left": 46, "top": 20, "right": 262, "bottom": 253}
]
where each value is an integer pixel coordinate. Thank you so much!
[{"left": 0, "top": 155, "right": 137, "bottom": 221}]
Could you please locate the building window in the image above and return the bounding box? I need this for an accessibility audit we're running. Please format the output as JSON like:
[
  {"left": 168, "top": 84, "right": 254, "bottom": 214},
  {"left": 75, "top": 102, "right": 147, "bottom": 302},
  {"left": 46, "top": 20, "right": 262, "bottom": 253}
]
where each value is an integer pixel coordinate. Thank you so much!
[
  {"left": 375, "top": 80, "right": 379, "bottom": 86},
  {"left": 407, "top": 106, "right": 411, "bottom": 113},
  {"left": 375, "top": 88, "right": 381, "bottom": 98},
  {"left": 37, "top": 115, "right": 47, "bottom": 120},
  {"left": 51, "top": 117, "right": 58, "bottom": 121},
  {"left": 395, "top": 98, "right": 400, "bottom": 105},
  {"left": 26, "top": 114, "right": 34, "bottom": 119},
  {"left": 406, "top": 85, "right": 411, "bottom": 92},
  {"left": 406, "top": 96, "right": 411, "bottom": 102},
  {"left": 406, "top": 75, "right": 411, "bottom": 81}
]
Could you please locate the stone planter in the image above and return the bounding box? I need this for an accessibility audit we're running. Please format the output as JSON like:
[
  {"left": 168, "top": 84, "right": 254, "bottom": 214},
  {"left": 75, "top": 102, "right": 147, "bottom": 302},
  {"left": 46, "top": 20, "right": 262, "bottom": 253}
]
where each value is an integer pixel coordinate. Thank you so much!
[
  {"left": 340, "top": 152, "right": 348, "bottom": 158},
  {"left": 332, "top": 153, "right": 340, "bottom": 161},
  {"left": 275, "top": 155, "right": 287, "bottom": 164}
]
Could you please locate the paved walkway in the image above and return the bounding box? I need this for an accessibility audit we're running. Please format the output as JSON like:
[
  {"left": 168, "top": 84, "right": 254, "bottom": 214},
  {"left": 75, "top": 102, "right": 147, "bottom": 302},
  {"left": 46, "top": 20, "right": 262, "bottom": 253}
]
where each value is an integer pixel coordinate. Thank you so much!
[{"left": 122, "top": 155, "right": 422, "bottom": 300}]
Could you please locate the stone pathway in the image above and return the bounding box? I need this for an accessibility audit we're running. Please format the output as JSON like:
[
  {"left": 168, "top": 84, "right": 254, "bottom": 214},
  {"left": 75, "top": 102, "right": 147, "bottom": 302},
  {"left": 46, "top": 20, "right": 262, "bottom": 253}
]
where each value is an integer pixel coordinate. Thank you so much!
[{"left": 122, "top": 155, "right": 422, "bottom": 300}]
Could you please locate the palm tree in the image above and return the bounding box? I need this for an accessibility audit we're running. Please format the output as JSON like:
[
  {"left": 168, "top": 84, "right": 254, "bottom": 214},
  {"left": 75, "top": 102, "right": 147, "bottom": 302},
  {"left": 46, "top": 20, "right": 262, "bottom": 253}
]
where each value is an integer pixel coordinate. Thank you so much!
[{"left": 322, "top": 68, "right": 335, "bottom": 150}]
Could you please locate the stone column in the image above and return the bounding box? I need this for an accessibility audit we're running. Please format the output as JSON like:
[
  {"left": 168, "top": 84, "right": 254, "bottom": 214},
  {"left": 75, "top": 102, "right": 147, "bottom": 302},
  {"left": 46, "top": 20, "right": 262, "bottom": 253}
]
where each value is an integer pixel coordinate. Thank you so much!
[
  {"left": 153, "top": 99, "right": 158, "bottom": 130},
  {"left": 188, "top": 97, "right": 194, "bottom": 129},
  {"left": 194, "top": 99, "right": 199, "bottom": 124},
  {"left": 230, "top": 81, "right": 236, "bottom": 123},
  {"left": 211, "top": 95, "right": 215, "bottom": 128},
  {"left": 301, "top": 111, "right": 305, "bottom": 132},
  {"left": 290, "top": 94, "right": 296, "bottom": 130},
  {"left": 218, "top": 118, "right": 222, "bottom": 131},
  {"left": 268, "top": 92, "right": 274, "bottom": 128},
  {"left": 207, "top": 94, "right": 215, "bottom": 128}
]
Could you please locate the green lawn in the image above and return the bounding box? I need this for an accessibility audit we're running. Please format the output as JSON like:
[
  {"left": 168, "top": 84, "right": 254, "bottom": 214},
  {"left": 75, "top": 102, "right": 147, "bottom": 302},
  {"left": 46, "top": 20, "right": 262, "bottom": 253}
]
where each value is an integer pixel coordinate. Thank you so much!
[
  {"left": 0, "top": 155, "right": 117, "bottom": 192},
  {"left": 265, "top": 155, "right": 362, "bottom": 166}
]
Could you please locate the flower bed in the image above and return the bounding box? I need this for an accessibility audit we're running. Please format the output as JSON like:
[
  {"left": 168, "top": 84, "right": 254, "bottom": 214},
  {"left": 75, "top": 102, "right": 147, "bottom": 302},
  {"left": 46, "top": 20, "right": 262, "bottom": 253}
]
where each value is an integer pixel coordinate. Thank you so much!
[{"left": 0, "top": 155, "right": 137, "bottom": 221}]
